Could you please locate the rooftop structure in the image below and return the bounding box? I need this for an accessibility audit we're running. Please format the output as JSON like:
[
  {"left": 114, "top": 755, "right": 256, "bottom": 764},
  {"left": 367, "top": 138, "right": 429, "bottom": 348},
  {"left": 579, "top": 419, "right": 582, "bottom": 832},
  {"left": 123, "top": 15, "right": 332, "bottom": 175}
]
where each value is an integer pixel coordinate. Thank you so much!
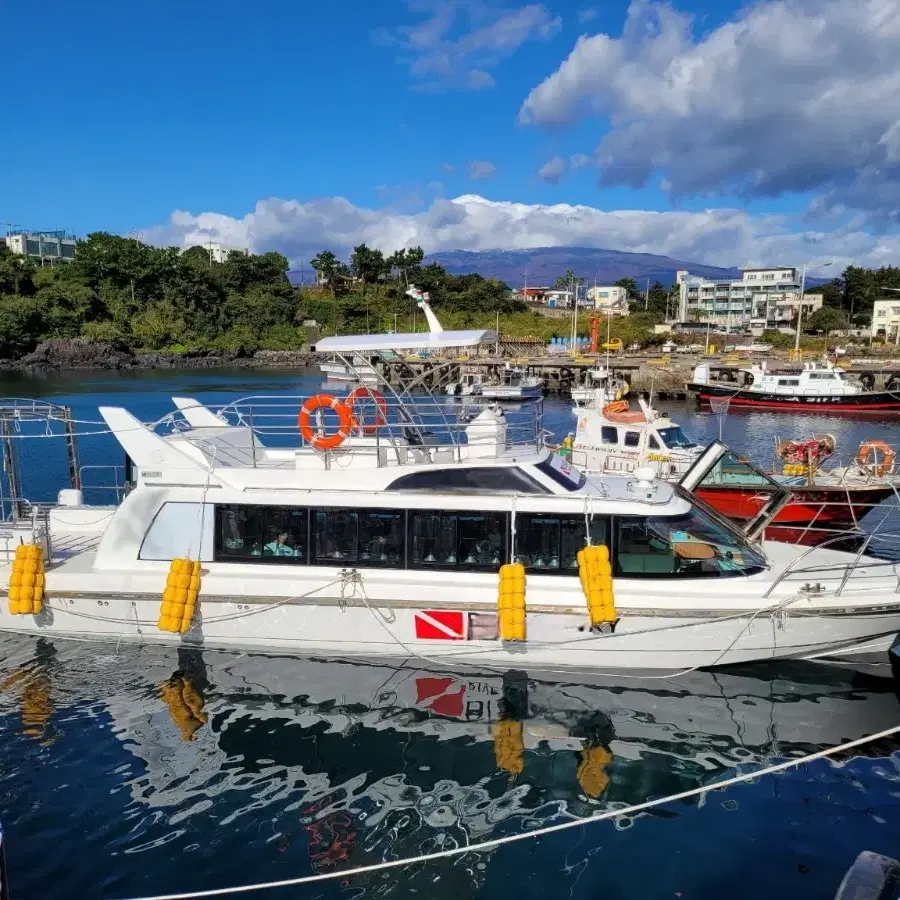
[{"left": 4, "top": 229, "right": 77, "bottom": 265}]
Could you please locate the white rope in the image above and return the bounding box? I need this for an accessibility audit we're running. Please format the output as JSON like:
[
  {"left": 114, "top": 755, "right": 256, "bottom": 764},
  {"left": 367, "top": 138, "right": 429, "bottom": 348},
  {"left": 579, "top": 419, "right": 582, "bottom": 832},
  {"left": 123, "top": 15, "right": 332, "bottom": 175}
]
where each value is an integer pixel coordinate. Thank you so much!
[{"left": 113, "top": 721, "right": 900, "bottom": 900}]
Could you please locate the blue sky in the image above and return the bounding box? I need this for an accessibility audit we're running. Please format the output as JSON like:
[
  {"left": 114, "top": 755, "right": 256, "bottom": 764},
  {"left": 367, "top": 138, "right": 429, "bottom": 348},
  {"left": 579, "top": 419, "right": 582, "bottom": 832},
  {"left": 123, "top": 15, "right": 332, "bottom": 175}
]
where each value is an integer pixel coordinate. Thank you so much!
[{"left": 2, "top": 0, "right": 899, "bottom": 271}]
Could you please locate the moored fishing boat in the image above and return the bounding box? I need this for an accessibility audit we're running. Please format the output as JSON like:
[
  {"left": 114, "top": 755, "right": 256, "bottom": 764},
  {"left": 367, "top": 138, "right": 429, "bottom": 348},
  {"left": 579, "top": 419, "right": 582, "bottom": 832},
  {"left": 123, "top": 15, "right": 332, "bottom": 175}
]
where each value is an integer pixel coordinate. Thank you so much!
[
  {"left": 569, "top": 393, "right": 900, "bottom": 538},
  {"left": 0, "top": 299, "right": 899, "bottom": 672},
  {"left": 687, "top": 359, "right": 900, "bottom": 412}
]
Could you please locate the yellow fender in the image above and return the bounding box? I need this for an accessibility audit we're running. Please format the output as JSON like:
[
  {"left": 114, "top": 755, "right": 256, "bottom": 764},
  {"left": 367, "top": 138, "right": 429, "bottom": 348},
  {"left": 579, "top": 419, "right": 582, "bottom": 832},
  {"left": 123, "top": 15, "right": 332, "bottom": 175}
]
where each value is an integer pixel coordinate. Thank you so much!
[
  {"left": 497, "top": 563, "right": 526, "bottom": 641},
  {"left": 8, "top": 544, "right": 45, "bottom": 615},
  {"left": 158, "top": 558, "right": 202, "bottom": 633},
  {"left": 577, "top": 545, "right": 616, "bottom": 627}
]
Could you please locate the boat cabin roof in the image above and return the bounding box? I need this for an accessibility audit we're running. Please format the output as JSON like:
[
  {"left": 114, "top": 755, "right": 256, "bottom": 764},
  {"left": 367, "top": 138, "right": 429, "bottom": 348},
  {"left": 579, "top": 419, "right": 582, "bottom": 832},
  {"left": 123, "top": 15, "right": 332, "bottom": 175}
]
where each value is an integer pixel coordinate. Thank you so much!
[{"left": 315, "top": 329, "right": 496, "bottom": 353}]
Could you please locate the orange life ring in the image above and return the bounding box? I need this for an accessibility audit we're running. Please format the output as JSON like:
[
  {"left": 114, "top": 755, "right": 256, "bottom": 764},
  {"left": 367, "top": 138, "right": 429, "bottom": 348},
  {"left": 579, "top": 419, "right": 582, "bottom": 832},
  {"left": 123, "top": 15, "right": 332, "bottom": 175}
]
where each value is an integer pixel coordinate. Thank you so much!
[
  {"left": 346, "top": 386, "right": 388, "bottom": 435},
  {"left": 602, "top": 400, "right": 629, "bottom": 415},
  {"left": 298, "top": 394, "right": 353, "bottom": 450},
  {"left": 855, "top": 439, "right": 895, "bottom": 477}
]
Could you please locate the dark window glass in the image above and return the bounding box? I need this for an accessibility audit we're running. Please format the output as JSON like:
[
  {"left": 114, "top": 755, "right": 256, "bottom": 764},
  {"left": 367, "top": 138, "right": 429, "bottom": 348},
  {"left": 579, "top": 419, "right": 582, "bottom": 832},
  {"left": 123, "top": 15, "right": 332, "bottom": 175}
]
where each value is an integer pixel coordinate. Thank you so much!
[
  {"left": 624, "top": 431, "right": 640, "bottom": 448},
  {"left": 409, "top": 511, "right": 507, "bottom": 570},
  {"left": 614, "top": 511, "right": 766, "bottom": 578},
  {"left": 215, "top": 505, "right": 307, "bottom": 563},
  {"left": 315, "top": 509, "right": 359, "bottom": 562},
  {"left": 358, "top": 510, "right": 404, "bottom": 566},
  {"left": 534, "top": 456, "right": 587, "bottom": 491},
  {"left": 387, "top": 467, "right": 548, "bottom": 494},
  {"left": 601, "top": 427, "right": 618, "bottom": 444},
  {"left": 649, "top": 435, "right": 660, "bottom": 450},
  {"left": 516, "top": 514, "right": 608, "bottom": 573}
]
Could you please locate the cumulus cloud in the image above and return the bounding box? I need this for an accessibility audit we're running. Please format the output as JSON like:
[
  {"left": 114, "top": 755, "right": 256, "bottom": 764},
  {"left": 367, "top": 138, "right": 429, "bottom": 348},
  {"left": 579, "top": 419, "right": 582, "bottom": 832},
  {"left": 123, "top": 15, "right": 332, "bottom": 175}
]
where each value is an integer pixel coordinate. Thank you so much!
[
  {"left": 467, "top": 160, "right": 497, "bottom": 180},
  {"left": 518, "top": 0, "right": 900, "bottom": 225},
  {"left": 538, "top": 155, "right": 566, "bottom": 183},
  {"left": 145, "top": 193, "right": 895, "bottom": 274},
  {"left": 379, "top": 0, "right": 562, "bottom": 90},
  {"left": 569, "top": 152, "right": 592, "bottom": 170}
]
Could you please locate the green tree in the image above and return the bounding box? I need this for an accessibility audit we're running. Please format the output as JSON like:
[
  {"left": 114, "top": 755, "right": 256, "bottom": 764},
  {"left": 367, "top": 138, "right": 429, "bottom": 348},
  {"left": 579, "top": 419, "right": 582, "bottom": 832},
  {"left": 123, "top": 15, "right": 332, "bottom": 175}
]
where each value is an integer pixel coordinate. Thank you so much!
[
  {"left": 614, "top": 278, "right": 640, "bottom": 299},
  {"left": 803, "top": 306, "right": 848, "bottom": 335},
  {"left": 554, "top": 269, "right": 584, "bottom": 290},
  {"left": 0, "top": 244, "right": 36, "bottom": 296},
  {"left": 350, "top": 244, "right": 389, "bottom": 284}
]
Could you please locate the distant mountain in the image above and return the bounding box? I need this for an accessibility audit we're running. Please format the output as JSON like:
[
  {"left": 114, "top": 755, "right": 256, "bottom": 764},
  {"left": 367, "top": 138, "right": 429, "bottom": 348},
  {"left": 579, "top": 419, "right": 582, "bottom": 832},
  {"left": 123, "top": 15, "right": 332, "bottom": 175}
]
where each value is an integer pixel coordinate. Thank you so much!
[{"left": 423, "top": 247, "right": 742, "bottom": 288}]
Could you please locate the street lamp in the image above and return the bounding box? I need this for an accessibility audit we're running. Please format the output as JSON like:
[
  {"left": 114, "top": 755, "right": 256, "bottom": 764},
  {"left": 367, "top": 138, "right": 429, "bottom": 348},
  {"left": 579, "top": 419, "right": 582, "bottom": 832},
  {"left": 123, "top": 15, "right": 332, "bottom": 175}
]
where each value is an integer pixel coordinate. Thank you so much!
[{"left": 795, "top": 259, "right": 833, "bottom": 353}]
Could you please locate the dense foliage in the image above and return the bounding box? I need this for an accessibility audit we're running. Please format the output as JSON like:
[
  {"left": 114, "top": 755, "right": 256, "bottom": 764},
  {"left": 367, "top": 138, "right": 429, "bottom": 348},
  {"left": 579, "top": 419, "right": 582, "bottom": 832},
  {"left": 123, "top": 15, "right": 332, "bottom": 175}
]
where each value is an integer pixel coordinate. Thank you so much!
[{"left": 0, "top": 235, "right": 523, "bottom": 357}]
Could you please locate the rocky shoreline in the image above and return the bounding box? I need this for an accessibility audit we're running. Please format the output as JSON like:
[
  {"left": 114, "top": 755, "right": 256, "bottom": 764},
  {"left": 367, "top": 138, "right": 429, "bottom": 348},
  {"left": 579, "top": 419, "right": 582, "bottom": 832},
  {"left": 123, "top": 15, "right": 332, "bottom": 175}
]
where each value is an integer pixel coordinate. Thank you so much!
[{"left": 0, "top": 339, "right": 317, "bottom": 373}]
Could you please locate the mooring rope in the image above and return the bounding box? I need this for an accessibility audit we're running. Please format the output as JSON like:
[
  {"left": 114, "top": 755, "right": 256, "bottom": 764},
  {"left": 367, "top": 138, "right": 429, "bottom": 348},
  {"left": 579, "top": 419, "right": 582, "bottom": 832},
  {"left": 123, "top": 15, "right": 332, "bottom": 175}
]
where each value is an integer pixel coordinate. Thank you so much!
[{"left": 113, "top": 721, "right": 900, "bottom": 900}]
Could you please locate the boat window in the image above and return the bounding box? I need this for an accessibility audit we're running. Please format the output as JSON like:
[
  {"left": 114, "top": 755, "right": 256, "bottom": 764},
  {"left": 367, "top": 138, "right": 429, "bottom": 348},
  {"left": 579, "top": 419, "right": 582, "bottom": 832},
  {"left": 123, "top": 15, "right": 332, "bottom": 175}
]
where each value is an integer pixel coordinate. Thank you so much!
[
  {"left": 624, "top": 431, "right": 640, "bottom": 448},
  {"left": 648, "top": 435, "right": 660, "bottom": 450},
  {"left": 215, "top": 505, "right": 307, "bottom": 563},
  {"left": 409, "top": 511, "right": 507, "bottom": 570},
  {"left": 516, "top": 514, "right": 608, "bottom": 574},
  {"left": 534, "top": 456, "right": 587, "bottom": 491},
  {"left": 359, "top": 510, "right": 405, "bottom": 565},
  {"left": 656, "top": 426, "right": 696, "bottom": 449},
  {"left": 386, "top": 466, "right": 549, "bottom": 494},
  {"left": 315, "top": 509, "right": 359, "bottom": 562},
  {"left": 614, "top": 509, "right": 766, "bottom": 578},
  {"left": 777, "top": 378, "right": 800, "bottom": 386},
  {"left": 600, "top": 427, "right": 618, "bottom": 445}
]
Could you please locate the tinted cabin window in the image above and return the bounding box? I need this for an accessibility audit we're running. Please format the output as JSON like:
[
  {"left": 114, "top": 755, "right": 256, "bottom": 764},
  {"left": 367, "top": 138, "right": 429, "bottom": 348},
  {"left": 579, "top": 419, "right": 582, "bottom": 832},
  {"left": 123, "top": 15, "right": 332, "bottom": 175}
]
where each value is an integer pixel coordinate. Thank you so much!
[
  {"left": 215, "top": 505, "right": 307, "bottom": 563},
  {"left": 624, "top": 431, "right": 640, "bottom": 448},
  {"left": 387, "top": 467, "right": 548, "bottom": 494},
  {"left": 359, "top": 510, "right": 404, "bottom": 565},
  {"left": 601, "top": 427, "right": 618, "bottom": 444},
  {"left": 315, "top": 509, "right": 359, "bottom": 562},
  {"left": 409, "top": 511, "right": 507, "bottom": 570},
  {"left": 648, "top": 436, "right": 660, "bottom": 450},
  {"left": 516, "top": 514, "right": 608, "bottom": 573},
  {"left": 614, "top": 511, "right": 766, "bottom": 578}
]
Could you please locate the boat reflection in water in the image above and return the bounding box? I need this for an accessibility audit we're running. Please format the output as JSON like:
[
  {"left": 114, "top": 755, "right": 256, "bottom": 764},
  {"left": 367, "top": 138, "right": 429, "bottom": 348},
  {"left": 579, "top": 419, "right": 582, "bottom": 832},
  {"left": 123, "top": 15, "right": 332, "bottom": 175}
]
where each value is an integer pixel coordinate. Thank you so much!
[{"left": 1, "top": 635, "right": 899, "bottom": 898}]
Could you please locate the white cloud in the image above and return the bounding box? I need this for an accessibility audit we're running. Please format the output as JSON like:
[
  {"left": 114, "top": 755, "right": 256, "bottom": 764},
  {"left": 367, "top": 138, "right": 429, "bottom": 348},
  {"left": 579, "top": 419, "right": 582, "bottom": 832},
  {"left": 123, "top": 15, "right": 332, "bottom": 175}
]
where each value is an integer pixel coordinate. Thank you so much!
[
  {"left": 441, "top": 162, "right": 455, "bottom": 174},
  {"left": 518, "top": 0, "right": 900, "bottom": 225},
  {"left": 380, "top": 1, "right": 562, "bottom": 90},
  {"left": 577, "top": 7, "right": 597, "bottom": 23},
  {"left": 569, "top": 152, "right": 592, "bottom": 170},
  {"left": 467, "top": 160, "right": 498, "bottom": 180},
  {"left": 146, "top": 193, "right": 897, "bottom": 274},
  {"left": 537, "top": 155, "right": 566, "bottom": 183}
]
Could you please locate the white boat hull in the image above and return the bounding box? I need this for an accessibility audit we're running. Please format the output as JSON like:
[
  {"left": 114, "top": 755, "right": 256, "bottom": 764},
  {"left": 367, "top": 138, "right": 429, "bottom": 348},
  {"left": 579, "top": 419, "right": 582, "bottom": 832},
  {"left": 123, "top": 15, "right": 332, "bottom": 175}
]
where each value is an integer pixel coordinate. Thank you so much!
[{"left": 6, "top": 563, "right": 899, "bottom": 673}]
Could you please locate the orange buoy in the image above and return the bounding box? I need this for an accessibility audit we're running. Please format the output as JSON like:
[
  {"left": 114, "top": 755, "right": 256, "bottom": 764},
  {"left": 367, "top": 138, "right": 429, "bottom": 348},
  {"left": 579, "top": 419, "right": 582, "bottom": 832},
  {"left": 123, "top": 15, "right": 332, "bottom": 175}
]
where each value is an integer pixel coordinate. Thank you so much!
[
  {"left": 855, "top": 439, "right": 896, "bottom": 477},
  {"left": 602, "top": 400, "right": 629, "bottom": 415},
  {"left": 298, "top": 394, "right": 354, "bottom": 451},
  {"left": 347, "top": 386, "right": 388, "bottom": 435}
]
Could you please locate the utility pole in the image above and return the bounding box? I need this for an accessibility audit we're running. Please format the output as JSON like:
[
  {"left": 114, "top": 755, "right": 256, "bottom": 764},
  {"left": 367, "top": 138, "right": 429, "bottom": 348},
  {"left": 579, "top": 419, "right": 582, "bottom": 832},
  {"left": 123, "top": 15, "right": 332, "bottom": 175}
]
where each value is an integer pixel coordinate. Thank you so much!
[{"left": 644, "top": 277, "right": 650, "bottom": 311}]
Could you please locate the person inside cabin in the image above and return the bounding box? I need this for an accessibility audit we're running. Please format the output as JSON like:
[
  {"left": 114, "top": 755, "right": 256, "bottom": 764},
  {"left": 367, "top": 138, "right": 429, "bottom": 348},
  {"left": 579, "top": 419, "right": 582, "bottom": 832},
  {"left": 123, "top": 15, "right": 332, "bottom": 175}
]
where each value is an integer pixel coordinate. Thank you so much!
[{"left": 264, "top": 531, "right": 300, "bottom": 558}]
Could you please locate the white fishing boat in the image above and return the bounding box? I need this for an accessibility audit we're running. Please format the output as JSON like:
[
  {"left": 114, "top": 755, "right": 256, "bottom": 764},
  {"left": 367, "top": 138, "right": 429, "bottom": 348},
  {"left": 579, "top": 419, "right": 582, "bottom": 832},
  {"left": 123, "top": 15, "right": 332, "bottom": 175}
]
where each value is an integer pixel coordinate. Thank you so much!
[
  {"left": 319, "top": 354, "right": 380, "bottom": 386},
  {"left": 570, "top": 367, "right": 631, "bottom": 408},
  {"left": 447, "top": 363, "right": 543, "bottom": 401},
  {"left": 0, "top": 296, "right": 899, "bottom": 673}
]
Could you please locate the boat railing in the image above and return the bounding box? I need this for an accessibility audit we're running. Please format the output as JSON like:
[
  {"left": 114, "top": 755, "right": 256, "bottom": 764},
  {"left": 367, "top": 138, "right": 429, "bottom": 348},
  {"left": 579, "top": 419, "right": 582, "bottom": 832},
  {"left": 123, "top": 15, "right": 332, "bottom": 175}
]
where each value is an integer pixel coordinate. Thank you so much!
[
  {"left": 78, "top": 465, "right": 128, "bottom": 502},
  {"left": 157, "top": 394, "right": 546, "bottom": 468},
  {"left": 764, "top": 520, "right": 900, "bottom": 599},
  {"left": 0, "top": 502, "right": 53, "bottom": 560}
]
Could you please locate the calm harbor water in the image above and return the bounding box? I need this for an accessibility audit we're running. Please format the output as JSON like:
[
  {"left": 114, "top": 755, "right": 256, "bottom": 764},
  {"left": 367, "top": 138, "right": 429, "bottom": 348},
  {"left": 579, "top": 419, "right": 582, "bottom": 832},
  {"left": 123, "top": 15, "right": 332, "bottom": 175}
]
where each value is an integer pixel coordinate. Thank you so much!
[{"left": 0, "top": 369, "right": 899, "bottom": 899}]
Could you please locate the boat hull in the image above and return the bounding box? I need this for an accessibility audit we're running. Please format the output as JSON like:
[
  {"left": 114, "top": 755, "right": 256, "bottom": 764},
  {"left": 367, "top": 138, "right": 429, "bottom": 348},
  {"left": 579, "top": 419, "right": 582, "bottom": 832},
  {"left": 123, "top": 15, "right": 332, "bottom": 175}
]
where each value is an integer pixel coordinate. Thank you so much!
[
  {"left": 3, "top": 585, "right": 898, "bottom": 673},
  {"left": 688, "top": 382, "right": 900, "bottom": 412},
  {"left": 696, "top": 484, "right": 897, "bottom": 528}
]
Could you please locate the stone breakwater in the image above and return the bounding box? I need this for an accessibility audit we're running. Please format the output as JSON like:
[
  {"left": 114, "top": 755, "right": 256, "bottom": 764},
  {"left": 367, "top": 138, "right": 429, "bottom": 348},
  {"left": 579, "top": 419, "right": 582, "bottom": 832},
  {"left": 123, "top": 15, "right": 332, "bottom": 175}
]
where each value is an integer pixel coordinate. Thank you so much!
[{"left": 0, "top": 339, "right": 317, "bottom": 372}]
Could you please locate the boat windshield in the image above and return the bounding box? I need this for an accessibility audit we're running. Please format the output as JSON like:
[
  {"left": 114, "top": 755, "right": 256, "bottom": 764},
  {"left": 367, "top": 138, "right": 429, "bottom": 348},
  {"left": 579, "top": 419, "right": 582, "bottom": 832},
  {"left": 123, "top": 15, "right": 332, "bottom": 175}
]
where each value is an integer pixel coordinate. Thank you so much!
[
  {"left": 535, "top": 455, "right": 587, "bottom": 491},
  {"left": 657, "top": 426, "right": 696, "bottom": 449},
  {"left": 616, "top": 504, "right": 767, "bottom": 578}
]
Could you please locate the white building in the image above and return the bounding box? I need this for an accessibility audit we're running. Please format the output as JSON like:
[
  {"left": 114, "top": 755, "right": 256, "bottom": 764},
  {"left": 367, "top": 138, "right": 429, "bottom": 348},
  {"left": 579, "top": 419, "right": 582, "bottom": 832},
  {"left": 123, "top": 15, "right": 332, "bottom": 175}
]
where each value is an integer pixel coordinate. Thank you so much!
[
  {"left": 586, "top": 285, "right": 629, "bottom": 316},
  {"left": 207, "top": 243, "right": 250, "bottom": 263},
  {"left": 5, "top": 230, "right": 77, "bottom": 265},
  {"left": 677, "top": 267, "right": 811, "bottom": 329},
  {"left": 873, "top": 298, "right": 900, "bottom": 342}
]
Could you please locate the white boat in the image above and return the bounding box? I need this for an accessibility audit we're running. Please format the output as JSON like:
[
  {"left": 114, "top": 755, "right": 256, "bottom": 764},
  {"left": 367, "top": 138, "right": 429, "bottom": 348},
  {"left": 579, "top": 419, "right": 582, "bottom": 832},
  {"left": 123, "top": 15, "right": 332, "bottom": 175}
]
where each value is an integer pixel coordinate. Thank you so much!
[
  {"left": 1, "top": 298, "right": 899, "bottom": 672},
  {"left": 688, "top": 359, "right": 900, "bottom": 412},
  {"left": 447, "top": 364, "right": 543, "bottom": 401},
  {"left": 570, "top": 366, "right": 631, "bottom": 409},
  {"left": 319, "top": 354, "right": 380, "bottom": 386}
]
